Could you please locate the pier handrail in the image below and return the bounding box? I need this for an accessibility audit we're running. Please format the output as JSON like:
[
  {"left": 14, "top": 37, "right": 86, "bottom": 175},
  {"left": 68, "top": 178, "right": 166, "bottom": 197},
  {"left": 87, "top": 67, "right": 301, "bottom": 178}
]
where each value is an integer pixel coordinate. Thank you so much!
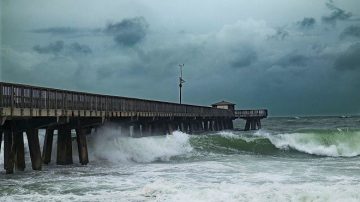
[
  {"left": 235, "top": 109, "right": 268, "bottom": 118},
  {"left": 0, "top": 82, "right": 233, "bottom": 117}
]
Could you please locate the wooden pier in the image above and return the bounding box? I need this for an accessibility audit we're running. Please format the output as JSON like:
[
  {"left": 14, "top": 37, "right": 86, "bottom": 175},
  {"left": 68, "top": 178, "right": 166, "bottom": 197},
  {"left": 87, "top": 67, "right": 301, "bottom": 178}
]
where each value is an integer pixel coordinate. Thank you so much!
[{"left": 0, "top": 82, "right": 267, "bottom": 174}]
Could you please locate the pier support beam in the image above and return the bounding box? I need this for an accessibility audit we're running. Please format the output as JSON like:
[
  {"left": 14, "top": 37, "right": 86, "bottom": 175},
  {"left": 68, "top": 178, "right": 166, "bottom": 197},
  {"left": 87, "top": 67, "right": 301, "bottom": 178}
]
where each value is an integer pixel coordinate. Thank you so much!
[
  {"left": 76, "top": 128, "right": 89, "bottom": 165},
  {"left": 141, "top": 123, "right": 151, "bottom": 136},
  {"left": 26, "top": 128, "right": 42, "bottom": 170},
  {"left": 221, "top": 120, "right": 225, "bottom": 130},
  {"left": 42, "top": 128, "right": 54, "bottom": 164},
  {"left": 57, "top": 126, "right": 73, "bottom": 165},
  {"left": 209, "top": 120, "right": 214, "bottom": 131},
  {"left": 228, "top": 119, "right": 234, "bottom": 130},
  {"left": 168, "top": 122, "right": 174, "bottom": 134},
  {"left": 4, "top": 130, "right": 14, "bottom": 174},
  {"left": 244, "top": 118, "right": 261, "bottom": 131},
  {"left": 213, "top": 120, "right": 218, "bottom": 131},
  {"left": 244, "top": 119, "right": 251, "bottom": 131},
  {"left": 133, "top": 123, "right": 141, "bottom": 137},
  {"left": 216, "top": 120, "right": 221, "bottom": 131},
  {"left": 0, "top": 131, "right": 2, "bottom": 152},
  {"left": 14, "top": 132, "right": 25, "bottom": 171},
  {"left": 256, "top": 119, "right": 262, "bottom": 129},
  {"left": 187, "top": 122, "right": 193, "bottom": 134},
  {"left": 203, "top": 120, "right": 208, "bottom": 131},
  {"left": 180, "top": 122, "right": 185, "bottom": 132},
  {"left": 147, "top": 123, "right": 153, "bottom": 136},
  {"left": 250, "top": 119, "right": 256, "bottom": 130}
]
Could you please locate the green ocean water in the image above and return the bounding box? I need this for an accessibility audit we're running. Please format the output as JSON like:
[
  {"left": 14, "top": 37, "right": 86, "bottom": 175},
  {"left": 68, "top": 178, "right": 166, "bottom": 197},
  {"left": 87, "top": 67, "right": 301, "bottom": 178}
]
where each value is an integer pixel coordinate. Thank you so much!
[{"left": 1, "top": 116, "right": 360, "bottom": 201}]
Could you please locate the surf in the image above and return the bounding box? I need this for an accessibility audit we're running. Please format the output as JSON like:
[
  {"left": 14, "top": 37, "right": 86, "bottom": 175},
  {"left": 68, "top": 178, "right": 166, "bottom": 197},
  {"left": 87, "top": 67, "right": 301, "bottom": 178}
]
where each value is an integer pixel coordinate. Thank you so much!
[{"left": 189, "top": 129, "right": 360, "bottom": 157}]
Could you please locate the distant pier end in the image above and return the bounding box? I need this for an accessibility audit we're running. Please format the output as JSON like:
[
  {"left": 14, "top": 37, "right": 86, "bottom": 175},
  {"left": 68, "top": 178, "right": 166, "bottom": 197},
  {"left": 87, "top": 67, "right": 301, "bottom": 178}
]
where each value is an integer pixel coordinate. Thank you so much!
[{"left": 211, "top": 101, "right": 268, "bottom": 131}]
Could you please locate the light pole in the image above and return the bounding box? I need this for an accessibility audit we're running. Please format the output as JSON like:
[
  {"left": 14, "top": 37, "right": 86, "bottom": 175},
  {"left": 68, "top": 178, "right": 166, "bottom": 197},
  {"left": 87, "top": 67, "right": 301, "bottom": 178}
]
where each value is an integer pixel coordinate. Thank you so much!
[{"left": 179, "top": 64, "right": 185, "bottom": 104}]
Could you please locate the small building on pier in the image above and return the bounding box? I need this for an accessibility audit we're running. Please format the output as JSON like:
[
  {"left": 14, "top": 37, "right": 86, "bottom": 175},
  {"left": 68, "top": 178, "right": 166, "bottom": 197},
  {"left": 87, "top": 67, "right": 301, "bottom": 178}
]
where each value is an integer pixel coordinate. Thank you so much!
[{"left": 211, "top": 101, "right": 235, "bottom": 111}]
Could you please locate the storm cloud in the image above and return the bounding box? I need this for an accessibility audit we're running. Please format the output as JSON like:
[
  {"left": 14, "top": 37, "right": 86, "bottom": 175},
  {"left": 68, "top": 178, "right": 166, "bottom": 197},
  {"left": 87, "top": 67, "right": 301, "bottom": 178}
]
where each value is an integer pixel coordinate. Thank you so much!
[
  {"left": 334, "top": 43, "right": 360, "bottom": 71},
  {"left": 104, "top": 17, "right": 148, "bottom": 47},
  {"left": 230, "top": 49, "right": 258, "bottom": 69},
  {"left": 275, "top": 53, "right": 309, "bottom": 68},
  {"left": 33, "top": 40, "right": 65, "bottom": 54},
  {"left": 32, "top": 27, "right": 82, "bottom": 35},
  {"left": 322, "top": 2, "right": 352, "bottom": 25},
  {"left": 33, "top": 40, "right": 91, "bottom": 55},
  {"left": 340, "top": 25, "right": 360, "bottom": 39},
  {"left": 297, "top": 18, "right": 316, "bottom": 29},
  {"left": 269, "top": 28, "right": 289, "bottom": 40}
]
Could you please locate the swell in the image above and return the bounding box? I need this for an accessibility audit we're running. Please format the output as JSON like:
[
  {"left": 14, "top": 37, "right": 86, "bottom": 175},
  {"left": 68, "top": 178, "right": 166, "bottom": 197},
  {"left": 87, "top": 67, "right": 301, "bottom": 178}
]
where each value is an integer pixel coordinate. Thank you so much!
[
  {"left": 190, "top": 130, "right": 360, "bottom": 157},
  {"left": 190, "top": 133, "right": 280, "bottom": 155}
]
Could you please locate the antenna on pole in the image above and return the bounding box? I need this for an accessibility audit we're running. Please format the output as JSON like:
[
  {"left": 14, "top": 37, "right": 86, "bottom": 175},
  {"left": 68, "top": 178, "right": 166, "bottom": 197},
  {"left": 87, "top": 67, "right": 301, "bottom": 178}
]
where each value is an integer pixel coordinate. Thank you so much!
[{"left": 179, "top": 64, "right": 185, "bottom": 104}]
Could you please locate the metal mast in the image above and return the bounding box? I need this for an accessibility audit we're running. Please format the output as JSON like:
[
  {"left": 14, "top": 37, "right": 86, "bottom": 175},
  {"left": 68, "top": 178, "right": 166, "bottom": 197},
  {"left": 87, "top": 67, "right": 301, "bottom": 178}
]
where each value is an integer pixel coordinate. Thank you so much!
[{"left": 179, "top": 64, "right": 185, "bottom": 104}]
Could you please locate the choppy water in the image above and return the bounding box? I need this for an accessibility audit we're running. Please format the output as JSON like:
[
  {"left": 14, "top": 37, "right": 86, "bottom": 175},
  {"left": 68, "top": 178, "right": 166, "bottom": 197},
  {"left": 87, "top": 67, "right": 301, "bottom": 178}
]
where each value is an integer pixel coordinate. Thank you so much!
[{"left": 1, "top": 116, "right": 360, "bottom": 201}]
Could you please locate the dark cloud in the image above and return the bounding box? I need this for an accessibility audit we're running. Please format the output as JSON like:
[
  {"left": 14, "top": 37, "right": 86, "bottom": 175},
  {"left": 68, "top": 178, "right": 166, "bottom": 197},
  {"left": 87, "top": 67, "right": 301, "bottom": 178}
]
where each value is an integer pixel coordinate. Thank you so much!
[
  {"left": 334, "top": 43, "right": 360, "bottom": 71},
  {"left": 230, "top": 50, "right": 258, "bottom": 68},
  {"left": 104, "top": 17, "right": 148, "bottom": 47},
  {"left": 33, "top": 41, "right": 91, "bottom": 55},
  {"left": 322, "top": 2, "right": 352, "bottom": 25},
  {"left": 33, "top": 40, "right": 64, "bottom": 54},
  {"left": 340, "top": 25, "right": 360, "bottom": 39},
  {"left": 269, "top": 28, "right": 289, "bottom": 40},
  {"left": 275, "top": 53, "right": 309, "bottom": 67},
  {"left": 69, "top": 42, "right": 92, "bottom": 54},
  {"left": 297, "top": 18, "right": 316, "bottom": 29},
  {"left": 32, "top": 27, "right": 81, "bottom": 35}
]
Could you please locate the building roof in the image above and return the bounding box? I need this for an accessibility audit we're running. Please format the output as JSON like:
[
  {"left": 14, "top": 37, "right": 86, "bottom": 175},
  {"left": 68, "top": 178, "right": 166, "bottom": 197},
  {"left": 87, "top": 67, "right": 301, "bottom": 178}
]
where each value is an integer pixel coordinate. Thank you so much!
[{"left": 211, "top": 100, "right": 236, "bottom": 106}]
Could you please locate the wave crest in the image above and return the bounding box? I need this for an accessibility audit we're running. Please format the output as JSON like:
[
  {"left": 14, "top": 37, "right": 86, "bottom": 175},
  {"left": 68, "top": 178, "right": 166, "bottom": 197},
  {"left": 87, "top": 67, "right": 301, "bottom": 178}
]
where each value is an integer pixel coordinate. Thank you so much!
[
  {"left": 262, "top": 130, "right": 360, "bottom": 157},
  {"left": 190, "top": 130, "right": 360, "bottom": 157},
  {"left": 89, "top": 127, "right": 192, "bottom": 163}
]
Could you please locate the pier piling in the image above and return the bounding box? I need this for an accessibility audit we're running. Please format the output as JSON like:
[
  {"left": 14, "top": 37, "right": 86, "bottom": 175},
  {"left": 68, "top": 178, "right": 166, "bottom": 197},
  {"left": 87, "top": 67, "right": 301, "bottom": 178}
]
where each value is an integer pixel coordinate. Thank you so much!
[
  {"left": 76, "top": 128, "right": 89, "bottom": 165},
  {"left": 14, "top": 131, "right": 25, "bottom": 171},
  {"left": 0, "top": 131, "right": 2, "bottom": 152},
  {"left": 4, "top": 130, "right": 14, "bottom": 174},
  {"left": 42, "top": 128, "right": 54, "bottom": 164},
  {"left": 26, "top": 128, "right": 42, "bottom": 170},
  {"left": 57, "top": 126, "right": 73, "bottom": 165}
]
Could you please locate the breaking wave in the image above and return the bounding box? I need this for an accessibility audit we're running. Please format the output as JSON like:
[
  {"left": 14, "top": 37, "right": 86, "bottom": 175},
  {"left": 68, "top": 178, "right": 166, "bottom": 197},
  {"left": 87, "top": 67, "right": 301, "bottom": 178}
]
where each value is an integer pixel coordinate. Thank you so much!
[
  {"left": 89, "top": 126, "right": 192, "bottom": 163},
  {"left": 2, "top": 127, "right": 359, "bottom": 167},
  {"left": 190, "top": 129, "right": 360, "bottom": 157}
]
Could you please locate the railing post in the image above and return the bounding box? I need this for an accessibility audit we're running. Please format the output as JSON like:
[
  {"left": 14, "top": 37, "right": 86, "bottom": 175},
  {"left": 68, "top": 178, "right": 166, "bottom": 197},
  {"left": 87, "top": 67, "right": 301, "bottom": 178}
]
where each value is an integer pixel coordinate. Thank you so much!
[
  {"left": 0, "top": 83, "right": 3, "bottom": 108},
  {"left": 11, "top": 85, "right": 14, "bottom": 108}
]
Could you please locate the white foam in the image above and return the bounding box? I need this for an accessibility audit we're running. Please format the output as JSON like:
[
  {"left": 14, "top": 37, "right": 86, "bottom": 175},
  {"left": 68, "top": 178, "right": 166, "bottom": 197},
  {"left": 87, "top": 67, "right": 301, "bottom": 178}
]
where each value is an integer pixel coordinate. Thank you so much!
[
  {"left": 140, "top": 180, "right": 360, "bottom": 202},
  {"left": 89, "top": 126, "right": 193, "bottom": 163}
]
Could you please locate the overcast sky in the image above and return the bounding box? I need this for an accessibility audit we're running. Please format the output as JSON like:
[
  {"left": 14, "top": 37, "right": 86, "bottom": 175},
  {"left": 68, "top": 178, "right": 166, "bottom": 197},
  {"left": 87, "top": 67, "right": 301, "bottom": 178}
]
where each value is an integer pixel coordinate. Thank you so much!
[{"left": 1, "top": 0, "right": 360, "bottom": 116}]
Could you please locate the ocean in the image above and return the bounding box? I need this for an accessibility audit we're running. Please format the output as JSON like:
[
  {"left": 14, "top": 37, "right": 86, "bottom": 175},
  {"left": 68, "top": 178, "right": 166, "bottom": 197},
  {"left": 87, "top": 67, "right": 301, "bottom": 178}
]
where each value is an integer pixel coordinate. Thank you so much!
[{"left": 1, "top": 116, "right": 360, "bottom": 201}]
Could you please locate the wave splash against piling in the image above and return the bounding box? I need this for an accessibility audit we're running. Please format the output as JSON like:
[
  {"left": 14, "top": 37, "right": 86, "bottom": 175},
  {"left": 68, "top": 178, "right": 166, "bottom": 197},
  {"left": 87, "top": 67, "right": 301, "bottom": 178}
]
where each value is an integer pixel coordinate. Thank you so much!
[{"left": 89, "top": 127, "right": 192, "bottom": 163}]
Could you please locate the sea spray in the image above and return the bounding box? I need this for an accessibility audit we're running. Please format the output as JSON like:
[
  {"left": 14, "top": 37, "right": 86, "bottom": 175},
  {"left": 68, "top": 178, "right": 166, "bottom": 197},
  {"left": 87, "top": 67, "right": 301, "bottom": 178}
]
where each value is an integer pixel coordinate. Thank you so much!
[{"left": 88, "top": 126, "right": 193, "bottom": 163}]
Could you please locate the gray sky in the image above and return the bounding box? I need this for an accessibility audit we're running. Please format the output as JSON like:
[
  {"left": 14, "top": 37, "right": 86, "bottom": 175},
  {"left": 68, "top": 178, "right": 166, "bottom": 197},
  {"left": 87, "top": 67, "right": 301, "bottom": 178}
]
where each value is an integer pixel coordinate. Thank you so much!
[{"left": 1, "top": 0, "right": 360, "bottom": 116}]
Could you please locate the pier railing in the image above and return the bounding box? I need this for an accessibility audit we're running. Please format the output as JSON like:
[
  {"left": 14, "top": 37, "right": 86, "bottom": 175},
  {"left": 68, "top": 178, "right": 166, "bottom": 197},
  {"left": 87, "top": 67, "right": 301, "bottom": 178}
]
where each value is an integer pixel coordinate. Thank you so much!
[
  {"left": 235, "top": 109, "right": 268, "bottom": 118},
  {"left": 0, "top": 82, "right": 233, "bottom": 118}
]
